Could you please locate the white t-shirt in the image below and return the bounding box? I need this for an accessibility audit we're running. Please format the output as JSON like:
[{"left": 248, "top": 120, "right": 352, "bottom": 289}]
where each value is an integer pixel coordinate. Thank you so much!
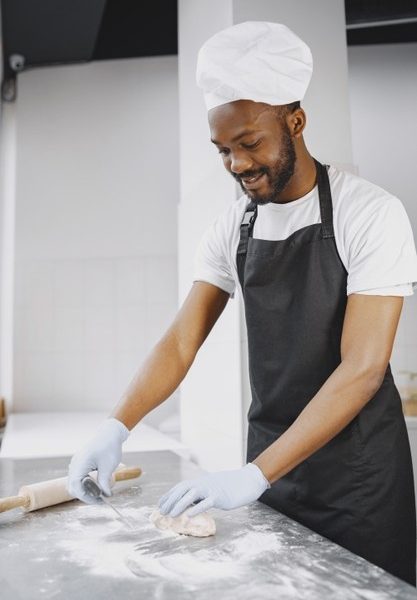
[{"left": 193, "top": 165, "right": 417, "bottom": 298}]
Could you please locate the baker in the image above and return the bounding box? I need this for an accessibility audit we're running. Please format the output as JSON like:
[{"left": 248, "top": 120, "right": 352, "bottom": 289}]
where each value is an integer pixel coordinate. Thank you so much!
[{"left": 68, "top": 22, "right": 417, "bottom": 586}]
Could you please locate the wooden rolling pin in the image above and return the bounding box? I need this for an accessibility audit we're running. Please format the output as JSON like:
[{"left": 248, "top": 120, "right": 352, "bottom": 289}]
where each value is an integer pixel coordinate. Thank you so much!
[{"left": 0, "top": 465, "right": 142, "bottom": 513}]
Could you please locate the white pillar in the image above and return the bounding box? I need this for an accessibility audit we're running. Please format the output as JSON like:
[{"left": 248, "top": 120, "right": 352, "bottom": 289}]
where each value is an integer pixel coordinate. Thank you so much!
[
  {"left": 178, "top": 0, "right": 244, "bottom": 470},
  {"left": 0, "top": 102, "right": 17, "bottom": 412},
  {"left": 178, "top": 0, "right": 353, "bottom": 469},
  {"left": 0, "top": 6, "right": 17, "bottom": 413}
]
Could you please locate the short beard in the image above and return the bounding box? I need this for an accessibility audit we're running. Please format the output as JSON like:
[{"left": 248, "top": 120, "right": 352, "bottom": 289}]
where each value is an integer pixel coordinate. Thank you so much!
[{"left": 235, "top": 125, "right": 297, "bottom": 206}]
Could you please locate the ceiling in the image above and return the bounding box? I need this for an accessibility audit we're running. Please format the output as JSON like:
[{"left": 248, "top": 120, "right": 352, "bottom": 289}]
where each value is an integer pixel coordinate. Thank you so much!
[
  {"left": 345, "top": 0, "right": 417, "bottom": 45},
  {"left": 0, "top": 0, "right": 177, "bottom": 95},
  {"left": 1, "top": 0, "right": 416, "bottom": 99}
]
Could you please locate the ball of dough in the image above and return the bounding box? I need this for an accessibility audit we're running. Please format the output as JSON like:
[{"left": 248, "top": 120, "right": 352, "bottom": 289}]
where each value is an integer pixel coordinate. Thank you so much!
[{"left": 150, "top": 508, "right": 216, "bottom": 537}]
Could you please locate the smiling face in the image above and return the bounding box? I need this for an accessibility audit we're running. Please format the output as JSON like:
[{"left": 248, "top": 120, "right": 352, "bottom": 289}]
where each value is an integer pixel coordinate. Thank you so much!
[{"left": 209, "top": 100, "right": 299, "bottom": 205}]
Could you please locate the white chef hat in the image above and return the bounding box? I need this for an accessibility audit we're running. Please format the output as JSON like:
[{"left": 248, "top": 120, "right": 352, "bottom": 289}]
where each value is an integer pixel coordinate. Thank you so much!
[{"left": 196, "top": 21, "right": 313, "bottom": 111}]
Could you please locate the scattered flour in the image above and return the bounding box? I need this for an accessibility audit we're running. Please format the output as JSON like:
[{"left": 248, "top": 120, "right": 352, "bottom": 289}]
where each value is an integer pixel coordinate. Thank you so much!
[
  {"left": 54, "top": 503, "right": 154, "bottom": 579},
  {"left": 126, "top": 528, "right": 283, "bottom": 584},
  {"left": 3, "top": 496, "right": 406, "bottom": 600},
  {"left": 51, "top": 501, "right": 284, "bottom": 586},
  {"left": 127, "top": 551, "right": 244, "bottom": 583}
]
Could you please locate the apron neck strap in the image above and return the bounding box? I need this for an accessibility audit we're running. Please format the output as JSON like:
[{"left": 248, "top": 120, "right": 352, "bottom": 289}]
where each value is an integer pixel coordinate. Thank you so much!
[
  {"left": 314, "top": 159, "right": 335, "bottom": 239},
  {"left": 237, "top": 201, "right": 257, "bottom": 257}
]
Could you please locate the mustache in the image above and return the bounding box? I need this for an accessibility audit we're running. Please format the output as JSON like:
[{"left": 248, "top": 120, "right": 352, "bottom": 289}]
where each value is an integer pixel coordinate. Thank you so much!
[{"left": 232, "top": 167, "right": 268, "bottom": 183}]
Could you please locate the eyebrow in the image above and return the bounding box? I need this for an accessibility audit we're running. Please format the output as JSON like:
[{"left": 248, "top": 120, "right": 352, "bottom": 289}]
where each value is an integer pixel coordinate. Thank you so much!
[{"left": 211, "top": 129, "right": 261, "bottom": 146}]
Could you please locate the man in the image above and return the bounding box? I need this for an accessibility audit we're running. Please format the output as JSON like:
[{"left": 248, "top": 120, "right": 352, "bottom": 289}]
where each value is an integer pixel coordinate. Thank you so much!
[{"left": 68, "top": 22, "right": 417, "bottom": 585}]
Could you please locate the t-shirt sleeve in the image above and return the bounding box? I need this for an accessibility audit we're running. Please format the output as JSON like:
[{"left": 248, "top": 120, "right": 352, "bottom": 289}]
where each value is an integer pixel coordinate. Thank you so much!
[
  {"left": 192, "top": 213, "right": 237, "bottom": 297},
  {"left": 346, "top": 195, "right": 417, "bottom": 295},
  {"left": 354, "top": 283, "right": 414, "bottom": 296}
]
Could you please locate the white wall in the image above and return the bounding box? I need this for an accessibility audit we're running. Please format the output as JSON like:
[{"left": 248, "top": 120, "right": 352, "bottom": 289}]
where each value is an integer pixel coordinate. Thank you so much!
[
  {"left": 0, "top": 104, "right": 17, "bottom": 413},
  {"left": 0, "top": 3, "right": 17, "bottom": 413},
  {"left": 178, "top": 0, "right": 353, "bottom": 469},
  {"left": 13, "top": 55, "right": 180, "bottom": 428},
  {"left": 348, "top": 43, "right": 417, "bottom": 383},
  {"left": 0, "top": 9, "right": 3, "bottom": 401}
]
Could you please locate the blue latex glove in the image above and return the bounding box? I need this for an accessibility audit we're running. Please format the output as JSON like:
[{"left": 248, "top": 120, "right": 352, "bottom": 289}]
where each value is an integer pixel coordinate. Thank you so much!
[
  {"left": 67, "top": 418, "right": 129, "bottom": 504},
  {"left": 158, "top": 463, "right": 271, "bottom": 518}
]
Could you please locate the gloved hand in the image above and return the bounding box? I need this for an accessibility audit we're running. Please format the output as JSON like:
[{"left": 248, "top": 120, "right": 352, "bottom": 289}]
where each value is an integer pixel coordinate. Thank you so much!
[
  {"left": 158, "top": 463, "right": 270, "bottom": 518},
  {"left": 67, "top": 418, "right": 129, "bottom": 504}
]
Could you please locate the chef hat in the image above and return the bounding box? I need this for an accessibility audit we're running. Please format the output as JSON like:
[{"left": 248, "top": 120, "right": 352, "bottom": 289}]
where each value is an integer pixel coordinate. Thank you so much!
[{"left": 196, "top": 21, "right": 313, "bottom": 111}]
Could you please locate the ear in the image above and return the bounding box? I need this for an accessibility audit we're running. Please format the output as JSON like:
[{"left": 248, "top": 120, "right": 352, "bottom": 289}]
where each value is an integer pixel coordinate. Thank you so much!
[{"left": 286, "top": 108, "right": 306, "bottom": 139}]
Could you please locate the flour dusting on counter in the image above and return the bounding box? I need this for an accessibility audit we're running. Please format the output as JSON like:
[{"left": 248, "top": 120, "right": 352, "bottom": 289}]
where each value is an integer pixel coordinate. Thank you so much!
[
  {"left": 126, "top": 528, "right": 282, "bottom": 585},
  {"left": 36, "top": 499, "right": 408, "bottom": 600},
  {"left": 54, "top": 503, "right": 154, "bottom": 579},
  {"left": 50, "top": 499, "right": 285, "bottom": 590}
]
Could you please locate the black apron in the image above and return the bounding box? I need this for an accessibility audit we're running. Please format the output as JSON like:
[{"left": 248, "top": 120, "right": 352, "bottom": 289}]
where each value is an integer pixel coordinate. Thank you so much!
[{"left": 237, "top": 160, "right": 416, "bottom": 586}]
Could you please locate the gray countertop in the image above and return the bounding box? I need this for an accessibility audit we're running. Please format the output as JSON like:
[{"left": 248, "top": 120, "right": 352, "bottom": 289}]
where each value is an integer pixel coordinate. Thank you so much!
[{"left": 0, "top": 451, "right": 415, "bottom": 599}]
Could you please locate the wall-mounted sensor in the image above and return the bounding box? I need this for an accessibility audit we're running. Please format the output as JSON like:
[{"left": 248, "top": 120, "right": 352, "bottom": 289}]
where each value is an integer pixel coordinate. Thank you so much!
[{"left": 9, "top": 54, "right": 26, "bottom": 72}]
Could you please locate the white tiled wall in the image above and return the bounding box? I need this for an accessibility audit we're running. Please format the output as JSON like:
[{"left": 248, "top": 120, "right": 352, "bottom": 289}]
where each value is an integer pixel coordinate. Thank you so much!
[
  {"left": 14, "top": 256, "right": 178, "bottom": 421},
  {"left": 12, "top": 55, "right": 180, "bottom": 428}
]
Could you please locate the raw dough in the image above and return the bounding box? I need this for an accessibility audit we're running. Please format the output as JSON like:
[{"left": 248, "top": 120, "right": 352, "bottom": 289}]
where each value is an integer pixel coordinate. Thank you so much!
[{"left": 150, "top": 508, "right": 216, "bottom": 537}]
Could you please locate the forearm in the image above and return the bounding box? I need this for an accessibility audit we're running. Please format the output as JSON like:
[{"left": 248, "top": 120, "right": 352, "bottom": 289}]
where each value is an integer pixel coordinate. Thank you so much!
[
  {"left": 111, "top": 329, "right": 194, "bottom": 430},
  {"left": 252, "top": 360, "right": 384, "bottom": 484}
]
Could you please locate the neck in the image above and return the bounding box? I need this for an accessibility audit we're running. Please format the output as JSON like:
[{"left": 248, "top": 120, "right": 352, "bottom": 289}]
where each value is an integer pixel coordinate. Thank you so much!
[{"left": 274, "top": 145, "right": 316, "bottom": 204}]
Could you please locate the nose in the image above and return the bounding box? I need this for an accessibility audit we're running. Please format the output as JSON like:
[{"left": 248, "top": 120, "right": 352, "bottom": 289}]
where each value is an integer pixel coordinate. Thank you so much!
[{"left": 229, "top": 151, "right": 253, "bottom": 176}]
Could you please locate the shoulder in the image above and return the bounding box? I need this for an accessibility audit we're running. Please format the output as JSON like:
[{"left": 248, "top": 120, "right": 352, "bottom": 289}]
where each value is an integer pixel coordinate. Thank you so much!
[
  {"left": 200, "top": 194, "right": 250, "bottom": 248},
  {"left": 329, "top": 165, "right": 407, "bottom": 241},
  {"left": 195, "top": 194, "right": 250, "bottom": 265},
  {"left": 327, "top": 166, "right": 417, "bottom": 293},
  {"left": 329, "top": 164, "right": 399, "bottom": 215},
  {"left": 215, "top": 194, "right": 251, "bottom": 233},
  {"left": 193, "top": 195, "right": 249, "bottom": 297}
]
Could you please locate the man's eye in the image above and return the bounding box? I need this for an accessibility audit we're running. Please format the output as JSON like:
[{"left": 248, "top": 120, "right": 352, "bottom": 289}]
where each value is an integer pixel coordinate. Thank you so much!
[
  {"left": 218, "top": 148, "right": 229, "bottom": 155},
  {"left": 243, "top": 140, "right": 261, "bottom": 150}
]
